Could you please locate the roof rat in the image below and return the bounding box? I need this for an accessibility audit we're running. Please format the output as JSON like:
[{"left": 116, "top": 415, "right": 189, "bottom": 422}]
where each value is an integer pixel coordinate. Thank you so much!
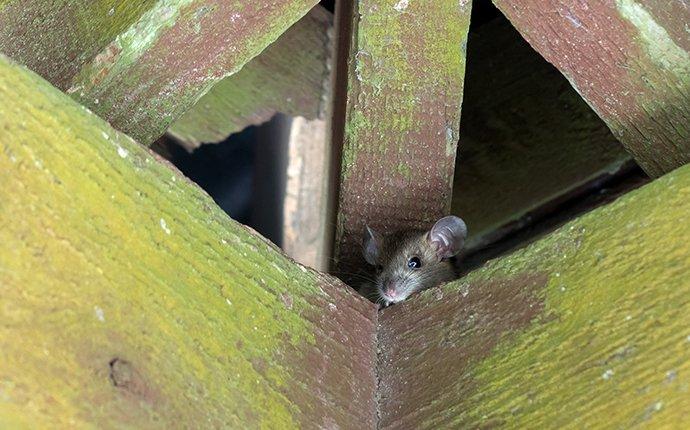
[{"left": 360, "top": 215, "right": 467, "bottom": 307}]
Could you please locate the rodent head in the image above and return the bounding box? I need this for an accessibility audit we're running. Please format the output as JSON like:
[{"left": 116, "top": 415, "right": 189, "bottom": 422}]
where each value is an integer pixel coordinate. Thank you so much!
[{"left": 362, "top": 216, "right": 467, "bottom": 306}]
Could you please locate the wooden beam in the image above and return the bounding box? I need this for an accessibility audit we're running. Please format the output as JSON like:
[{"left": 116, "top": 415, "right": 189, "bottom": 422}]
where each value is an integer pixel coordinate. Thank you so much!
[
  {"left": 452, "top": 18, "right": 634, "bottom": 250},
  {"left": 0, "top": 54, "right": 377, "bottom": 428},
  {"left": 331, "top": 0, "right": 472, "bottom": 279},
  {"left": 491, "top": 0, "right": 690, "bottom": 177},
  {"left": 167, "top": 6, "right": 333, "bottom": 150},
  {"left": 0, "top": 0, "right": 321, "bottom": 145},
  {"left": 379, "top": 162, "right": 690, "bottom": 428},
  {"left": 283, "top": 117, "right": 332, "bottom": 271}
]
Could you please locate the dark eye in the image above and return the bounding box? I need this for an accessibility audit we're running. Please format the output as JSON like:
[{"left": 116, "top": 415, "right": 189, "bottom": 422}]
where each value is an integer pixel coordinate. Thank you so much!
[
  {"left": 407, "top": 257, "right": 422, "bottom": 269},
  {"left": 376, "top": 265, "right": 383, "bottom": 272}
]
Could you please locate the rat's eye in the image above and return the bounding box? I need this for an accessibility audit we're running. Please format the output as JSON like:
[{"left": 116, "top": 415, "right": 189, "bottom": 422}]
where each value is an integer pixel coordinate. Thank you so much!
[
  {"left": 407, "top": 257, "right": 422, "bottom": 269},
  {"left": 376, "top": 265, "right": 383, "bottom": 272}
]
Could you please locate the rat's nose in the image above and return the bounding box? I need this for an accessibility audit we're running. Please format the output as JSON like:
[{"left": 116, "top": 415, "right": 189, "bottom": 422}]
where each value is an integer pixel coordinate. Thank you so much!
[{"left": 385, "top": 282, "right": 397, "bottom": 298}]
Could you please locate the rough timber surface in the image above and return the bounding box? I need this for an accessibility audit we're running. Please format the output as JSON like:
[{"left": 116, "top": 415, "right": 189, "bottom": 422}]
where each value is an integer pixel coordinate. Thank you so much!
[
  {"left": 332, "top": 0, "right": 472, "bottom": 279},
  {"left": 168, "top": 6, "right": 333, "bottom": 149},
  {"left": 0, "top": 55, "right": 377, "bottom": 429},
  {"left": 491, "top": 0, "right": 690, "bottom": 177},
  {"left": 0, "top": 0, "right": 320, "bottom": 145},
  {"left": 452, "top": 18, "right": 633, "bottom": 250},
  {"left": 283, "top": 117, "right": 331, "bottom": 271},
  {"left": 379, "top": 163, "right": 690, "bottom": 429}
]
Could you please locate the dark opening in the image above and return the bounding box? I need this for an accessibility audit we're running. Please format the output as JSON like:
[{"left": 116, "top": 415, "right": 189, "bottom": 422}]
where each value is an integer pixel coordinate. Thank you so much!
[
  {"left": 452, "top": 0, "right": 650, "bottom": 271},
  {"left": 153, "top": 115, "right": 290, "bottom": 248}
]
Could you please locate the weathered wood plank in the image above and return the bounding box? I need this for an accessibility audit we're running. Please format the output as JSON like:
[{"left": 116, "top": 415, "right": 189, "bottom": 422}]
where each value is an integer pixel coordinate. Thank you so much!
[
  {"left": 332, "top": 0, "right": 472, "bottom": 278},
  {"left": 283, "top": 117, "right": 332, "bottom": 271},
  {"left": 379, "top": 163, "right": 690, "bottom": 428},
  {"left": 452, "top": 18, "right": 634, "bottom": 250},
  {"left": 0, "top": 0, "right": 320, "bottom": 145},
  {"left": 167, "top": 6, "right": 333, "bottom": 150},
  {"left": 0, "top": 54, "right": 377, "bottom": 428},
  {"left": 491, "top": 0, "right": 690, "bottom": 177}
]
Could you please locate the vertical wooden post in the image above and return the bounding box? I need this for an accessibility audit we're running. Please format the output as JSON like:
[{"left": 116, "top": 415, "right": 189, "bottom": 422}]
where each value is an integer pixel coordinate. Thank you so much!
[
  {"left": 283, "top": 117, "right": 332, "bottom": 270},
  {"left": 330, "top": 0, "right": 472, "bottom": 280}
]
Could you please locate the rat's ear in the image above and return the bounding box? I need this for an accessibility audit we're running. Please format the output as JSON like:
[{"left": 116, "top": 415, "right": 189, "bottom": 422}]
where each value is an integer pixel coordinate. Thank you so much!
[
  {"left": 427, "top": 216, "right": 467, "bottom": 260},
  {"left": 362, "top": 225, "right": 383, "bottom": 265}
]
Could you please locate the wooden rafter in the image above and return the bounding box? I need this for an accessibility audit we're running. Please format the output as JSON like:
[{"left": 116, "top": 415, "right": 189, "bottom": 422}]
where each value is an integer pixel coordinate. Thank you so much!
[
  {"left": 168, "top": 6, "right": 333, "bottom": 150},
  {"left": 380, "top": 162, "right": 690, "bottom": 428},
  {"left": 0, "top": 0, "right": 321, "bottom": 145}
]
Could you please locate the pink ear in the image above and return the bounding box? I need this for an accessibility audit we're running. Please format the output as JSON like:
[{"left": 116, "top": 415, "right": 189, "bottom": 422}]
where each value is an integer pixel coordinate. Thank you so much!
[
  {"left": 427, "top": 216, "right": 467, "bottom": 260},
  {"left": 362, "top": 225, "right": 383, "bottom": 265}
]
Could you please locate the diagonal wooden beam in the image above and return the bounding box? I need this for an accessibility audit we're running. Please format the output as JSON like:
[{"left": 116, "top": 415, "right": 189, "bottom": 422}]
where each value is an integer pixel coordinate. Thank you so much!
[
  {"left": 168, "top": 6, "right": 333, "bottom": 150},
  {"left": 0, "top": 0, "right": 321, "bottom": 145},
  {"left": 379, "top": 162, "right": 690, "bottom": 428},
  {"left": 491, "top": 0, "right": 690, "bottom": 177},
  {"left": 331, "top": 0, "right": 472, "bottom": 279},
  {"left": 0, "top": 54, "right": 376, "bottom": 428}
]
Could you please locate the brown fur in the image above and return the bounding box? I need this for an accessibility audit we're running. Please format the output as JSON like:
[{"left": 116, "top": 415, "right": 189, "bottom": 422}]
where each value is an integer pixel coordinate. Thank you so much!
[{"left": 362, "top": 230, "right": 457, "bottom": 306}]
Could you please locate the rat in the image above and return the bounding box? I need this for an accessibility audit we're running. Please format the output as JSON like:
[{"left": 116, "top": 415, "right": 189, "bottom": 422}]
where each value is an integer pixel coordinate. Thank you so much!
[{"left": 360, "top": 215, "right": 467, "bottom": 307}]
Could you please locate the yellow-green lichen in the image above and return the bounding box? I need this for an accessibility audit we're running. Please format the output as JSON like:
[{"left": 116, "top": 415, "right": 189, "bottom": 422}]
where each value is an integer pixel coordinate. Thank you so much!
[
  {"left": 617, "top": 0, "right": 690, "bottom": 81},
  {"left": 420, "top": 163, "right": 690, "bottom": 428},
  {"left": 0, "top": 54, "right": 369, "bottom": 428}
]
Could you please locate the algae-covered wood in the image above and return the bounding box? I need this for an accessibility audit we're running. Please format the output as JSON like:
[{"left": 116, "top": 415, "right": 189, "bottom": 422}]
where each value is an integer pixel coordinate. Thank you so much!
[
  {"left": 0, "top": 0, "right": 321, "bottom": 145},
  {"left": 0, "top": 55, "right": 377, "bottom": 429},
  {"left": 379, "top": 163, "right": 690, "bottom": 428},
  {"left": 332, "top": 0, "right": 472, "bottom": 278},
  {"left": 452, "top": 18, "right": 633, "bottom": 250},
  {"left": 492, "top": 0, "right": 690, "bottom": 177},
  {"left": 168, "top": 6, "right": 333, "bottom": 150}
]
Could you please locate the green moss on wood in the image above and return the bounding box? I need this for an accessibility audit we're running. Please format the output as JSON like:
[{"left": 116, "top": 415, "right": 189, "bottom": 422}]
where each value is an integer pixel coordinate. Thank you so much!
[
  {"left": 335, "top": 0, "right": 472, "bottom": 276},
  {"left": 0, "top": 54, "right": 376, "bottom": 428},
  {"left": 388, "top": 163, "right": 690, "bottom": 428},
  {"left": 0, "top": 0, "right": 158, "bottom": 88},
  {"left": 0, "top": 0, "right": 321, "bottom": 146},
  {"left": 167, "top": 7, "right": 332, "bottom": 148}
]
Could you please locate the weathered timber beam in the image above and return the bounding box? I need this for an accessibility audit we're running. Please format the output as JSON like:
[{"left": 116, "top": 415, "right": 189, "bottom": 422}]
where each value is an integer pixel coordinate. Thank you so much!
[
  {"left": 452, "top": 18, "right": 634, "bottom": 250},
  {"left": 283, "top": 117, "right": 332, "bottom": 271},
  {"left": 167, "top": 6, "right": 333, "bottom": 150},
  {"left": 0, "top": 55, "right": 377, "bottom": 428},
  {"left": 379, "top": 163, "right": 690, "bottom": 428},
  {"left": 331, "top": 0, "right": 472, "bottom": 279},
  {"left": 491, "top": 0, "right": 690, "bottom": 177},
  {"left": 0, "top": 0, "right": 321, "bottom": 145}
]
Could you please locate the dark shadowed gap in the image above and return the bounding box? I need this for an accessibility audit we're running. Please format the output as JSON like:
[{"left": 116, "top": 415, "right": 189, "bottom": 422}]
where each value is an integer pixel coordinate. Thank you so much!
[
  {"left": 153, "top": 115, "right": 289, "bottom": 247},
  {"left": 319, "top": 0, "right": 335, "bottom": 13},
  {"left": 451, "top": 0, "right": 650, "bottom": 275},
  {"left": 459, "top": 164, "right": 650, "bottom": 275}
]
